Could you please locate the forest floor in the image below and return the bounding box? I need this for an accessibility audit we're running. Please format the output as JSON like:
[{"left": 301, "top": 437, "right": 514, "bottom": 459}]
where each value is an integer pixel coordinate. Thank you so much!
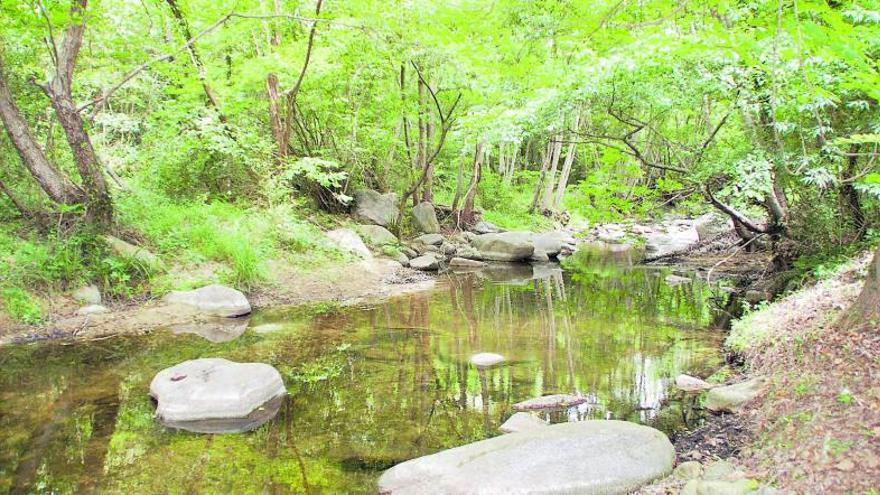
[
  {"left": 643, "top": 250, "right": 880, "bottom": 494},
  {"left": 0, "top": 257, "right": 435, "bottom": 345}
]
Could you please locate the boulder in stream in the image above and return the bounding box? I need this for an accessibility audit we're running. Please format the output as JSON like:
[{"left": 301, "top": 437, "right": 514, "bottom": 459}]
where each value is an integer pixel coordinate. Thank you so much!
[
  {"left": 150, "top": 358, "right": 286, "bottom": 433},
  {"left": 449, "top": 257, "right": 487, "bottom": 269},
  {"left": 163, "top": 284, "right": 251, "bottom": 317},
  {"left": 513, "top": 393, "right": 587, "bottom": 411},
  {"left": 675, "top": 374, "right": 715, "bottom": 392},
  {"left": 470, "top": 232, "right": 534, "bottom": 261},
  {"left": 378, "top": 420, "right": 674, "bottom": 494},
  {"left": 409, "top": 254, "right": 440, "bottom": 271},
  {"left": 414, "top": 233, "right": 444, "bottom": 246}
]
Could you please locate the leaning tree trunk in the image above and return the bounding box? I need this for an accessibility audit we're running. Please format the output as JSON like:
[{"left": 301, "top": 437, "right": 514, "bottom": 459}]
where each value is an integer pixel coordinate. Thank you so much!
[
  {"left": 0, "top": 61, "right": 84, "bottom": 206},
  {"left": 457, "top": 142, "right": 485, "bottom": 227},
  {"left": 837, "top": 246, "right": 880, "bottom": 332}
]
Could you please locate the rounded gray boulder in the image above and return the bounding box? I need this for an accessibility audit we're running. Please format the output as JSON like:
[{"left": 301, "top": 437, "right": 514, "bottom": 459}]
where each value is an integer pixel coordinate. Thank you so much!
[
  {"left": 150, "top": 358, "right": 286, "bottom": 433},
  {"left": 378, "top": 420, "right": 675, "bottom": 494},
  {"left": 163, "top": 284, "right": 251, "bottom": 317}
]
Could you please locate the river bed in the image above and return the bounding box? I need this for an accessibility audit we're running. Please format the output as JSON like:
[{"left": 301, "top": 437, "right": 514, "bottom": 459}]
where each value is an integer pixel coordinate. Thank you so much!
[{"left": 0, "top": 247, "right": 727, "bottom": 494}]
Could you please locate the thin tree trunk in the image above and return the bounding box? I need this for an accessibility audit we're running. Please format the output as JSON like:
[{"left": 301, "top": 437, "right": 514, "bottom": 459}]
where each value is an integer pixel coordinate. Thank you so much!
[
  {"left": 530, "top": 142, "right": 552, "bottom": 212},
  {"left": 553, "top": 114, "right": 581, "bottom": 209},
  {"left": 165, "top": 0, "right": 225, "bottom": 118},
  {"left": 459, "top": 142, "right": 485, "bottom": 226},
  {"left": 540, "top": 134, "right": 563, "bottom": 211},
  {"left": 267, "top": 73, "right": 285, "bottom": 162}
]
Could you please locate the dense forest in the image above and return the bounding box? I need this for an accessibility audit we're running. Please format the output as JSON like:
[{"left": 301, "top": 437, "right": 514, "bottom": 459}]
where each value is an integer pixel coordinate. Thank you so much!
[
  {"left": 1, "top": 1, "right": 880, "bottom": 493},
  {"left": 1, "top": 0, "right": 878, "bottom": 316}
]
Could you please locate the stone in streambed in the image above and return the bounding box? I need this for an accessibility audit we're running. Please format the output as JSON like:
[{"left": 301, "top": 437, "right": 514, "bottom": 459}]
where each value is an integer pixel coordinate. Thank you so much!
[
  {"left": 469, "top": 352, "right": 505, "bottom": 367},
  {"left": 498, "top": 412, "right": 548, "bottom": 434},
  {"left": 415, "top": 233, "right": 444, "bottom": 246},
  {"left": 358, "top": 224, "right": 398, "bottom": 246},
  {"left": 472, "top": 221, "right": 502, "bottom": 234},
  {"left": 676, "top": 374, "right": 715, "bottom": 392},
  {"left": 377, "top": 420, "right": 674, "bottom": 495},
  {"left": 149, "top": 358, "right": 286, "bottom": 433},
  {"left": 163, "top": 284, "right": 251, "bottom": 317},
  {"left": 470, "top": 232, "right": 534, "bottom": 262},
  {"left": 449, "top": 257, "right": 487, "bottom": 269},
  {"left": 706, "top": 377, "right": 766, "bottom": 413},
  {"left": 412, "top": 202, "right": 441, "bottom": 234},
  {"left": 513, "top": 393, "right": 587, "bottom": 411},
  {"left": 168, "top": 318, "right": 249, "bottom": 343},
  {"left": 409, "top": 254, "right": 440, "bottom": 271}
]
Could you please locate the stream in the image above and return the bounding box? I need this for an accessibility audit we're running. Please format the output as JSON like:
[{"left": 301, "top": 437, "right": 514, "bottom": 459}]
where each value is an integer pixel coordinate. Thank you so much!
[{"left": 0, "top": 246, "right": 727, "bottom": 494}]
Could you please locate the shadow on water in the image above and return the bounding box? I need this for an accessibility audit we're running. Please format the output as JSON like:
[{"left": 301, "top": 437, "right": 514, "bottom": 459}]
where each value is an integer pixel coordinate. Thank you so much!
[{"left": 0, "top": 246, "right": 727, "bottom": 494}]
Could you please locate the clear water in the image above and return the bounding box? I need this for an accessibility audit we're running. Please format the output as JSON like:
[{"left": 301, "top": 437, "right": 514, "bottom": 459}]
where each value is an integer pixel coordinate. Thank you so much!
[{"left": 0, "top": 247, "right": 725, "bottom": 494}]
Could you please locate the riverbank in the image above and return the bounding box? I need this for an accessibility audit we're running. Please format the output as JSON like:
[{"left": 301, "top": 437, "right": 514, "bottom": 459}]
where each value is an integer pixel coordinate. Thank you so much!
[
  {"left": 0, "top": 257, "right": 436, "bottom": 345},
  {"left": 640, "top": 249, "right": 879, "bottom": 494}
]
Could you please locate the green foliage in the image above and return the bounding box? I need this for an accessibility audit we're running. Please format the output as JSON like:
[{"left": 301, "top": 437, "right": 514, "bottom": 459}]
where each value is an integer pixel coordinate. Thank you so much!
[{"left": 0, "top": 287, "right": 44, "bottom": 324}]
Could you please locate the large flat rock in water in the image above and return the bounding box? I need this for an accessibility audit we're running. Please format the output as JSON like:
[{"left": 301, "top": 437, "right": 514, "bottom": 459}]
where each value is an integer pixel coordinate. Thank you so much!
[
  {"left": 378, "top": 420, "right": 674, "bottom": 494},
  {"left": 150, "top": 358, "right": 286, "bottom": 433}
]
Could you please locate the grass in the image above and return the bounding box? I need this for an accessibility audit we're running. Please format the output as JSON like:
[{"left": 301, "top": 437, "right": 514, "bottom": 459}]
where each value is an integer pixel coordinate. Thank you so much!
[
  {"left": 0, "top": 185, "right": 343, "bottom": 323},
  {"left": 116, "top": 186, "right": 340, "bottom": 292}
]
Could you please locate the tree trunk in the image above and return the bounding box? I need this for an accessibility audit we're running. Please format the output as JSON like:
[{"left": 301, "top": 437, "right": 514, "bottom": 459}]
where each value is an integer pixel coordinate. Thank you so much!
[
  {"left": 267, "top": 73, "right": 285, "bottom": 163},
  {"left": 529, "top": 142, "right": 553, "bottom": 212},
  {"left": 837, "top": 246, "right": 880, "bottom": 332},
  {"left": 165, "top": 0, "right": 225, "bottom": 117},
  {"left": 841, "top": 145, "right": 866, "bottom": 240},
  {"left": 459, "top": 142, "right": 485, "bottom": 226},
  {"left": 553, "top": 113, "right": 581, "bottom": 209},
  {"left": 540, "top": 134, "right": 563, "bottom": 211},
  {"left": 0, "top": 61, "right": 83, "bottom": 205}
]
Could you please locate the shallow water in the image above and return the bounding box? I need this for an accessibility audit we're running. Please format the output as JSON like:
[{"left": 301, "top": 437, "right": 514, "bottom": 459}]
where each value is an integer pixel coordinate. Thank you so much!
[{"left": 0, "top": 247, "right": 726, "bottom": 494}]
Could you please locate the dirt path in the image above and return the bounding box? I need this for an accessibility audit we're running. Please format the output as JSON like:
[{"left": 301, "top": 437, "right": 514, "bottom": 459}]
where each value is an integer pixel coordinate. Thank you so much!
[{"left": 0, "top": 258, "right": 435, "bottom": 346}]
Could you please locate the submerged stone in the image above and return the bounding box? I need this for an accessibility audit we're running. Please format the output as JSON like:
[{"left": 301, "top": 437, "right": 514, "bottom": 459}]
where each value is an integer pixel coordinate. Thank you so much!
[
  {"left": 168, "top": 318, "right": 249, "bottom": 343},
  {"left": 150, "top": 358, "right": 286, "bottom": 434},
  {"left": 163, "top": 284, "right": 251, "bottom": 317},
  {"left": 513, "top": 393, "right": 587, "bottom": 411},
  {"left": 469, "top": 352, "right": 505, "bottom": 367},
  {"left": 378, "top": 420, "right": 674, "bottom": 495},
  {"left": 498, "top": 412, "right": 548, "bottom": 434},
  {"left": 449, "top": 257, "right": 487, "bottom": 269}
]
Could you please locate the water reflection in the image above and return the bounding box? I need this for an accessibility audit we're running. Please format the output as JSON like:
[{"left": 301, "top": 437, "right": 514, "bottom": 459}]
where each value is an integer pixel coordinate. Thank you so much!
[{"left": 0, "top": 247, "right": 723, "bottom": 494}]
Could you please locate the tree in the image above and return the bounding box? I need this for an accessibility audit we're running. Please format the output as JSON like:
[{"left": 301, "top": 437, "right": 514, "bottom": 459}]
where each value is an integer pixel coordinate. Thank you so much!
[
  {"left": 837, "top": 247, "right": 880, "bottom": 332},
  {"left": 0, "top": 0, "right": 112, "bottom": 226}
]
